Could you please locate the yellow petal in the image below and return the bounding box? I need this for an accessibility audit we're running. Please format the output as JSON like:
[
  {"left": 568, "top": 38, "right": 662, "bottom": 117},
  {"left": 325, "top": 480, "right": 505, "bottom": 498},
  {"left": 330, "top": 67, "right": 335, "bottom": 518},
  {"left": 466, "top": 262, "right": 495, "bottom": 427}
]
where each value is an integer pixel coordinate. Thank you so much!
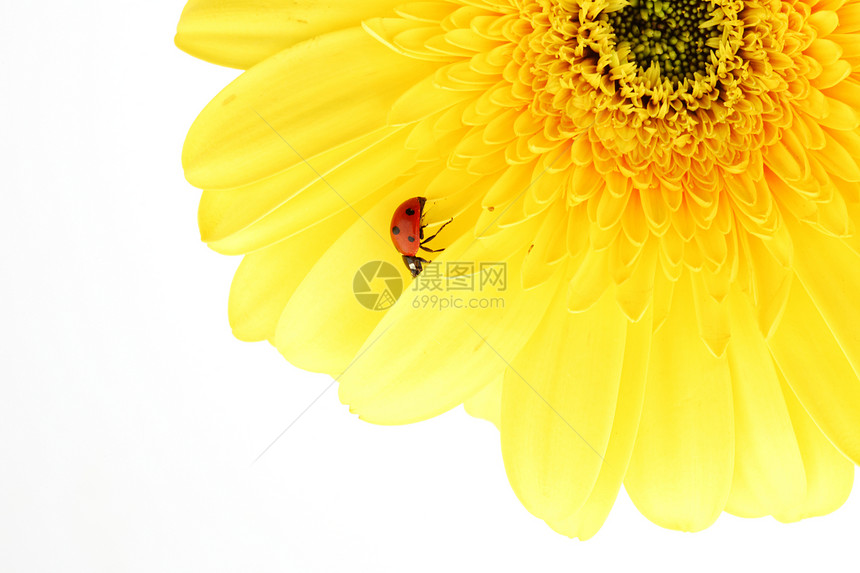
[
  {"left": 176, "top": 0, "right": 402, "bottom": 69},
  {"left": 182, "top": 28, "right": 437, "bottom": 189},
  {"left": 787, "top": 216, "right": 860, "bottom": 388},
  {"left": 481, "top": 161, "right": 540, "bottom": 209},
  {"left": 811, "top": 130, "right": 860, "bottom": 182},
  {"left": 207, "top": 129, "right": 416, "bottom": 255},
  {"left": 691, "top": 270, "right": 731, "bottom": 357},
  {"left": 567, "top": 250, "right": 611, "bottom": 312},
  {"left": 625, "top": 271, "right": 734, "bottom": 532},
  {"left": 501, "top": 287, "right": 627, "bottom": 521},
  {"left": 271, "top": 186, "right": 410, "bottom": 374},
  {"left": 199, "top": 127, "right": 400, "bottom": 245},
  {"left": 389, "top": 72, "right": 476, "bottom": 125},
  {"left": 566, "top": 204, "right": 590, "bottom": 258},
  {"left": 463, "top": 375, "right": 503, "bottom": 429},
  {"left": 769, "top": 278, "right": 860, "bottom": 465},
  {"left": 651, "top": 268, "right": 676, "bottom": 333},
  {"left": 724, "top": 288, "right": 806, "bottom": 520},
  {"left": 807, "top": 10, "right": 838, "bottom": 36},
  {"left": 777, "top": 369, "right": 855, "bottom": 520},
  {"left": 836, "top": 4, "right": 860, "bottom": 33},
  {"left": 738, "top": 230, "right": 792, "bottom": 337},
  {"left": 548, "top": 311, "right": 652, "bottom": 540},
  {"left": 764, "top": 130, "right": 809, "bottom": 182},
  {"left": 228, "top": 207, "right": 360, "bottom": 342},
  {"left": 615, "top": 238, "right": 659, "bottom": 322},
  {"left": 338, "top": 242, "right": 560, "bottom": 424},
  {"left": 520, "top": 202, "right": 567, "bottom": 289}
]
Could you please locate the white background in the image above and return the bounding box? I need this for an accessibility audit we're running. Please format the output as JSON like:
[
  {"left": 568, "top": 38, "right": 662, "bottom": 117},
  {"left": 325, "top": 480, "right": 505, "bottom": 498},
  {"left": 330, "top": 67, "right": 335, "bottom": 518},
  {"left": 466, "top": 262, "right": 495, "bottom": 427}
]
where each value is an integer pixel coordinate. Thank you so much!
[{"left": 1, "top": 2, "right": 856, "bottom": 572}]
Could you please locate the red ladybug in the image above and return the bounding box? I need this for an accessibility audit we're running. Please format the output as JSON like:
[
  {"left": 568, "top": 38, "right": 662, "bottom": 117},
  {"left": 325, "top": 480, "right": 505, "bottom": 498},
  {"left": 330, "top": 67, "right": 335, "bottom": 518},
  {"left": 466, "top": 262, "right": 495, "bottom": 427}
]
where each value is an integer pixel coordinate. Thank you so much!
[{"left": 390, "top": 197, "right": 453, "bottom": 277}]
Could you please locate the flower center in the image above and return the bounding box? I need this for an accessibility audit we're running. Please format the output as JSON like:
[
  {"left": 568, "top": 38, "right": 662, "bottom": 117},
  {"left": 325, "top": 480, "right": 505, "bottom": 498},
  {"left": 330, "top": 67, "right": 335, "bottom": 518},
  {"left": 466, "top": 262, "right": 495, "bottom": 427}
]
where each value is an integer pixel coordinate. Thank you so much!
[{"left": 600, "top": 0, "right": 723, "bottom": 84}]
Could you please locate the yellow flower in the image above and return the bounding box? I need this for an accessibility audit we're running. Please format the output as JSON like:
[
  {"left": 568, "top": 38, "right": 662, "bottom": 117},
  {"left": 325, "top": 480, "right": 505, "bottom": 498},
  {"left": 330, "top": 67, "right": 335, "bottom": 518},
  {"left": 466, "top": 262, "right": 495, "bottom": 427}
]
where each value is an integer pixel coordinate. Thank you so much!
[{"left": 176, "top": 0, "right": 860, "bottom": 538}]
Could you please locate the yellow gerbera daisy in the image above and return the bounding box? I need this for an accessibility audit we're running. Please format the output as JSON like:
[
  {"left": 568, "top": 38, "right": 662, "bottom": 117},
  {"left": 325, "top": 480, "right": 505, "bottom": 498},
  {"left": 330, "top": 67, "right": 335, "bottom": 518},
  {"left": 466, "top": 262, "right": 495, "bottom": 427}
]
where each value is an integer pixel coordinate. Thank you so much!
[{"left": 176, "top": 0, "right": 860, "bottom": 538}]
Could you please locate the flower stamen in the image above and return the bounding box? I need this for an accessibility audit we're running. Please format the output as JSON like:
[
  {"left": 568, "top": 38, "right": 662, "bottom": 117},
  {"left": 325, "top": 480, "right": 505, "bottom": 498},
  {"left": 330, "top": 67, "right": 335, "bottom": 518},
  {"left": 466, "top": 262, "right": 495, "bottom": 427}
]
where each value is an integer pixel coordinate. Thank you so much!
[{"left": 600, "top": 0, "right": 723, "bottom": 85}]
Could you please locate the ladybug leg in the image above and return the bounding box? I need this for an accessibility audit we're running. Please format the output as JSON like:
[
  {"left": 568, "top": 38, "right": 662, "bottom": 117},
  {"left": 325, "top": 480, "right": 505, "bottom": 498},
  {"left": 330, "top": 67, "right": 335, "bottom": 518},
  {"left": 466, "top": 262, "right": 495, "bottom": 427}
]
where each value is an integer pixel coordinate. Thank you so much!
[
  {"left": 419, "top": 245, "right": 445, "bottom": 253},
  {"left": 420, "top": 217, "right": 454, "bottom": 246}
]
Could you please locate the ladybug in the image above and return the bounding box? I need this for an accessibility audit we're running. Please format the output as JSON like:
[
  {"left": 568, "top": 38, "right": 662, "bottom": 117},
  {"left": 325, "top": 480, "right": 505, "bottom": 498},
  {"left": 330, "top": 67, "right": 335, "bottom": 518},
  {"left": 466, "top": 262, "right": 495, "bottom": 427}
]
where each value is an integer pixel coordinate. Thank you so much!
[{"left": 390, "top": 197, "right": 453, "bottom": 277}]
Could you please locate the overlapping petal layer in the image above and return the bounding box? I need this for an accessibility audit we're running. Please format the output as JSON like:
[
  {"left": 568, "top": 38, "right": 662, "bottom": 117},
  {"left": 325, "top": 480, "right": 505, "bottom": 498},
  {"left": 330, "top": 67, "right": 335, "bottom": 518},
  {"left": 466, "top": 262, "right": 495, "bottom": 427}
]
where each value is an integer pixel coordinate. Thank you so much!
[{"left": 178, "top": 0, "right": 860, "bottom": 537}]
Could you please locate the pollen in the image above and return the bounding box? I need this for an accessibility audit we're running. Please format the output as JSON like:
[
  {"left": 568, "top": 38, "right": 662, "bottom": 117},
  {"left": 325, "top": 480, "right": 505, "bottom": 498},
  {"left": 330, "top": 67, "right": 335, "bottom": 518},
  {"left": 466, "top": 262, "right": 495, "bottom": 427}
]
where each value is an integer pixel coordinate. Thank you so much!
[{"left": 600, "top": 0, "right": 723, "bottom": 84}]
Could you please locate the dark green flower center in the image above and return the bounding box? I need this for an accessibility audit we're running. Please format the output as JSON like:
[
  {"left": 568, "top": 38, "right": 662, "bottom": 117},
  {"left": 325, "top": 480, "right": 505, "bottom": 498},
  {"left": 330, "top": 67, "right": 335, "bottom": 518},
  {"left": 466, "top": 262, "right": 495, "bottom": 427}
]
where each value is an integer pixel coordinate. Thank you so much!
[{"left": 600, "top": 0, "right": 722, "bottom": 84}]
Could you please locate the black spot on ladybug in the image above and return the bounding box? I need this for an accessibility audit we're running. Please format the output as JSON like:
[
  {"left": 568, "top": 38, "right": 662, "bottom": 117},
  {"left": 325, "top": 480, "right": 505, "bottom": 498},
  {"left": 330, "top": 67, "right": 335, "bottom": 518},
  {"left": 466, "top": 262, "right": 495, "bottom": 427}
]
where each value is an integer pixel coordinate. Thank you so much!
[
  {"left": 392, "top": 226, "right": 401, "bottom": 235},
  {"left": 405, "top": 208, "right": 415, "bottom": 216},
  {"left": 408, "top": 236, "right": 416, "bottom": 242}
]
